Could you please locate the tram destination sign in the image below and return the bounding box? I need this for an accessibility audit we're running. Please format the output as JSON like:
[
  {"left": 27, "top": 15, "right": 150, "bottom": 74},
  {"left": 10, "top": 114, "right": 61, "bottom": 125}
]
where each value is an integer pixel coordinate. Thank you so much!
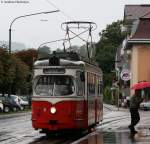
[{"left": 43, "top": 68, "right": 65, "bottom": 74}]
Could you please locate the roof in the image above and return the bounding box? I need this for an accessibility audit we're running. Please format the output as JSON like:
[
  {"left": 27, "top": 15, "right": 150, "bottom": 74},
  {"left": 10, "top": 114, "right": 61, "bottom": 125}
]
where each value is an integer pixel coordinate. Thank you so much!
[
  {"left": 131, "top": 18, "right": 150, "bottom": 39},
  {"left": 127, "top": 39, "right": 150, "bottom": 45},
  {"left": 127, "top": 18, "right": 150, "bottom": 47},
  {"left": 142, "top": 11, "right": 150, "bottom": 18},
  {"left": 124, "top": 5, "right": 150, "bottom": 23}
]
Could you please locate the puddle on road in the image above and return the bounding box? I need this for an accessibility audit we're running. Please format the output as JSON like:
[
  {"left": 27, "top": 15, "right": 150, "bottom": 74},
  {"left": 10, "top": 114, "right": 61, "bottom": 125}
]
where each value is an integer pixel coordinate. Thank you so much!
[{"left": 73, "top": 130, "right": 150, "bottom": 144}]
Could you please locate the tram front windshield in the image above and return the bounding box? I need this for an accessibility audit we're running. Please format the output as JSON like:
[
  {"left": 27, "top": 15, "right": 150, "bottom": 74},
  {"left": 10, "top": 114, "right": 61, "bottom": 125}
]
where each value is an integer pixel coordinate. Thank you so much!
[{"left": 34, "top": 75, "right": 74, "bottom": 96}]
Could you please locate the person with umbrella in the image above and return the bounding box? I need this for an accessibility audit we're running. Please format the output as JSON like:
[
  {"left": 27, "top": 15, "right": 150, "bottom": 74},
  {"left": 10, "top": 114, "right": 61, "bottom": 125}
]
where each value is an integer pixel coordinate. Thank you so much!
[
  {"left": 128, "top": 81, "right": 150, "bottom": 134},
  {"left": 128, "top": 89, "right": 143, "bottom": 134}
]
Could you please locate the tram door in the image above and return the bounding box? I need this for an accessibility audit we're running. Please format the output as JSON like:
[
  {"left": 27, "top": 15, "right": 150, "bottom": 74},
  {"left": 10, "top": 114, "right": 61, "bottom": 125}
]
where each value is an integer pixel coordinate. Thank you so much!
[
  {"left": 76, "top": 71, "right": 85, "bottom": 126},
  {"left": 96, "top": 76, "right": 102, "bottom": 123},
  {"left": 87, "top": 72, "right": 96, "bottom": 125}
]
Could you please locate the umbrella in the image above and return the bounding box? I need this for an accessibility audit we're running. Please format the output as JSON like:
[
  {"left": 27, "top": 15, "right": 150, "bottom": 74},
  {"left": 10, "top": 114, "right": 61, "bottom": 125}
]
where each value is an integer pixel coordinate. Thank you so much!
[{"left": 131, "top": 81, "right": 150, "bottom": 90}]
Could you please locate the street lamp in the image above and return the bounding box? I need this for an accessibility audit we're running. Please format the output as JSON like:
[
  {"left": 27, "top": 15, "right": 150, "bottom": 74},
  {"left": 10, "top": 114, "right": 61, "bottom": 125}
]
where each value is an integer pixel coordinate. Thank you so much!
[{"left": 9, "top": 10, "right": 59, "bottom": 54}]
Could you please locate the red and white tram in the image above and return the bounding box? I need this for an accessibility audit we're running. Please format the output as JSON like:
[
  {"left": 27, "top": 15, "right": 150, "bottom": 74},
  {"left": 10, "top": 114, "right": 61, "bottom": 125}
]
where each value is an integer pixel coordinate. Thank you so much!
[
  {"left": 32, "top": 52, "right": 103, "bottom": 134},
  {"left": 32, "top": 21, "right": 103, "bottom": 134}
]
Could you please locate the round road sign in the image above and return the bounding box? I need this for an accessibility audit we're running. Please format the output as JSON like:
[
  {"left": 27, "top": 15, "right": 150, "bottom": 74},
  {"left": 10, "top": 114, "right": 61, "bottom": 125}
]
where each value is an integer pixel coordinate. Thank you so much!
[{"left": 120, "top": 69, "right": 131, "bottom": 81}]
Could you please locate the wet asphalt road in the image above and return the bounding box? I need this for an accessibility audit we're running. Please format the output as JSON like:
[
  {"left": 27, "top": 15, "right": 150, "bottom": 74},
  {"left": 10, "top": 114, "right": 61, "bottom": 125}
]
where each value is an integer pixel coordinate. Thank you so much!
[
  {"left": 0, "top": 106, "right": 150, "bottom": 144},
  {"left": 0, "top": 112, "right": 42, "bottom": 144},
  {"left": 72, "top": 106, "right": 150, "bottom": 144},
  {"left": 0, "top": 112, "right": 86, "bottom": 144}
]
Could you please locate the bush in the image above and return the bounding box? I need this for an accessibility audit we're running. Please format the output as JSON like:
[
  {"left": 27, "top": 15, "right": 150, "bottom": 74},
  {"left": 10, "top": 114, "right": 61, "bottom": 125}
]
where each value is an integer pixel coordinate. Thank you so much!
[{"left": 103, "top": 86, "right": 112, "bottom": 104}]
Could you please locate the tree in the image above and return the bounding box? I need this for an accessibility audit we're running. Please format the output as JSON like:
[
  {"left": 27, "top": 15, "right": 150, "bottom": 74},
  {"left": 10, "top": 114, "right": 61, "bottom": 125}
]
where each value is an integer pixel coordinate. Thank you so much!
[
  {"left": 0, "top": 48, "right": 30, "bottom": 95},
  {"left": 14, "top": 49, "right": 38, "bottom": 95},
  {"left": 0, "top": 61, "right": 4, "bottom": 88},
  {"left": 95, "top": 20, "right": 127, "bottom": 86},
  {"left": 14, "top": 49, "right": 38, "bottom": 70},
  {"left": 0, "top": 48, "right": 15, "bottom": 95},
  {"left": 11, "top": 55, "right": 29, "bottom": 95}
]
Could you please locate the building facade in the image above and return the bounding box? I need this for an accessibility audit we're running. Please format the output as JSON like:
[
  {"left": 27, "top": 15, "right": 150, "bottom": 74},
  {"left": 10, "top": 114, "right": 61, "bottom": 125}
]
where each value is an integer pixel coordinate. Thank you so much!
[{"left": 116, "top": 5, "right": 150, "bottom": 98}]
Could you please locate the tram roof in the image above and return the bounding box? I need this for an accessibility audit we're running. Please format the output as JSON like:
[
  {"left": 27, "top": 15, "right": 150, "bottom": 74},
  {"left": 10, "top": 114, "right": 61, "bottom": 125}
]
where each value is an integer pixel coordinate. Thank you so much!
[
  {"left": 34, "top": 59, "right": 85, "bottom": 67},
  {"left": 36, "top": 51, "right": 98, "bottom": 66},
  {"left": 34, "top": 59, "right": 102, "bottom": 74},
  {"left": 35, "top": 51, "right": 102, "bottom": 74}
]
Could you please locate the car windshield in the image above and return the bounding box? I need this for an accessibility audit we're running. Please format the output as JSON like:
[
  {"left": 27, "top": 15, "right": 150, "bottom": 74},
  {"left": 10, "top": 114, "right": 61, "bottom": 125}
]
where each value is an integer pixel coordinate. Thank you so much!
[{"left": 34, "top": 75, "right": 75, "bottom": 96}]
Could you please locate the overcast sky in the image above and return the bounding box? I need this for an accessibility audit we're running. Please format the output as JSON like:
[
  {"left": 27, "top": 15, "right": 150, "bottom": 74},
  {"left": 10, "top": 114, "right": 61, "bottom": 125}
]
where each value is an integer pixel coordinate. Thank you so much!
[{"left": 0, "top": 0, "right": 150, "bottom": 50}]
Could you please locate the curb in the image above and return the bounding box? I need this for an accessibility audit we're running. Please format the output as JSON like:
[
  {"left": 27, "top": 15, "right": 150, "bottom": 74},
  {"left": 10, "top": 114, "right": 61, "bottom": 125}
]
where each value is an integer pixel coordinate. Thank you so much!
[{"left": 0, "top": 111, "right": 31, "bottom": 119}]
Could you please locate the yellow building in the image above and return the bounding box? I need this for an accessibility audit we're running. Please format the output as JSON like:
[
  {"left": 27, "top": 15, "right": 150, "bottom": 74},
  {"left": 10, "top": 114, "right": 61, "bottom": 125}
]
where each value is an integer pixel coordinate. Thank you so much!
[
  {"left": 116, "top": 5, "right": 150, "bottom": 97},
  {"left": 127, "top": 16, "right": 150, "bottom": 91}
]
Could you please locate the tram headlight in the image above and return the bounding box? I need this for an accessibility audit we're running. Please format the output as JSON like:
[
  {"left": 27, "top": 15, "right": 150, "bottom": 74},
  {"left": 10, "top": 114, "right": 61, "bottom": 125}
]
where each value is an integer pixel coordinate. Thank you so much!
[{"left": 50, "top": 107, "right": 56, "bottom": 114}]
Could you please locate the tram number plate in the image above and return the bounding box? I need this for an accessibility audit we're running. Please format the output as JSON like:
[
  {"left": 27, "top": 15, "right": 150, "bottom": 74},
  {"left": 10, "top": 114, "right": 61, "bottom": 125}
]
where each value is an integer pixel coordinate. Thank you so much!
[{"left": 49, "top": 120, "right": 57, "bottom": 125}]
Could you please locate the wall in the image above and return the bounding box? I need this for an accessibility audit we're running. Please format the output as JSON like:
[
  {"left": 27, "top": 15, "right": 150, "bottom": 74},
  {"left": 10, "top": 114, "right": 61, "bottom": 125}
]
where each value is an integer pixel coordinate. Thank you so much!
[{"left": 130, "top": 44, "right": 150, "bottom": 95}]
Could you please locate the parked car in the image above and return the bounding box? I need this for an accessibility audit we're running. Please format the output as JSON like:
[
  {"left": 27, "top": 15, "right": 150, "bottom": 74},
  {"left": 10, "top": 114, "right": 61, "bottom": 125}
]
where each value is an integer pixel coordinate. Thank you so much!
[
  {"left": 0, "top": 94, "right": 21, "bottom": 112},
  {"left": 140, "top": 101, "right": 150, "bottom": 110},
  {"left": 16, "top": 95, "right": 29, "bottom": 110},
  {"left": 0, "top": 100, "right": 3, "bottom": 112},
  {"left": 0, "top": 94, "right": 29, "bottom": 112},
  {"left": 6, "top": 95, "right": 29, "bottom": 111},
  {"left": 0, "top": 95, "right": 19, "bottom": 112}
]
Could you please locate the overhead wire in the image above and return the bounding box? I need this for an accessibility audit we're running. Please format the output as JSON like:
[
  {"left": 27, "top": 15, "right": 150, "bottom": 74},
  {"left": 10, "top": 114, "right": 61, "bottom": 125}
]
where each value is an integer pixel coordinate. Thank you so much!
[
  {"left": 40, "top": 0, "right": 76, "bottom": 51},
  {"left": 44, "top": 0, "right": 74, "bottom": 20},
  {"left": 42, "top": 0, "right": 96, "bottom": 59}
]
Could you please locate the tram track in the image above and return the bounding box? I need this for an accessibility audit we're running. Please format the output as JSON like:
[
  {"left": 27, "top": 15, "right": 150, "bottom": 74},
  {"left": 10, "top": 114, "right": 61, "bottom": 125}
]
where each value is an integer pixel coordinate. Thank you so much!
[
  {"left": 99, "top": 115, "right": 130, "bottom": 125},
  {"left": 0, "top": 106, "right": 131, "bottom": 144},
  {"left": 103, "top": 112, "right": 129, "bottom": 119},
  {"left": 103, "top": 105, "right": 113, "bottom": 111},
  {"left": 98, "top": 116, "right": 130, "bottom": 130},
  {"left": 0, "top": 112, "right": 87, "bottom": 144},
  {"left": 99, "top": 106, "right": 130, "bottom": 130},
  {"left": 71, "top": 110, "right": 130, "bottom": 144}
]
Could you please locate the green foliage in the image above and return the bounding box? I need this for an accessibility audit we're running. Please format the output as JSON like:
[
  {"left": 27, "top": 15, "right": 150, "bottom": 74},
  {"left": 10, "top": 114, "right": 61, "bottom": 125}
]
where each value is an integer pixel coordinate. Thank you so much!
[
  {"left": 0, "top": 48, "right": 14, "bottom": 94},
  {"left": 14, "top": 49, "right": 38, "bottom": 70},
  {"left": 103, "top": 73, "right": 116, "bottom": 87},
  {"left": 0, "top": 61, "right": 3, "bottom": 85},
  {"left": 95, "top": 20, "right": 127, "bottom": 86},
  {"left": 14, "top": 49, "right": 38, "bottom": 94},
  {"left": 103, "top": 86, "right": 112, "bottom": 104},
  {"left": 11, "top": 56, "right": 29, "bottom": 94},
  {"left": 0, "top": 48, "right": 30, "bottom": 95}
]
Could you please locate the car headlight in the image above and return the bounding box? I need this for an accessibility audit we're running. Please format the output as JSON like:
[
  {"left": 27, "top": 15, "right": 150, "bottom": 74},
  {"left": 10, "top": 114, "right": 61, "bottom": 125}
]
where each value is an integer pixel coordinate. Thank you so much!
[{"left": 50, "top": 107, "right": 56, "bottom": 114}]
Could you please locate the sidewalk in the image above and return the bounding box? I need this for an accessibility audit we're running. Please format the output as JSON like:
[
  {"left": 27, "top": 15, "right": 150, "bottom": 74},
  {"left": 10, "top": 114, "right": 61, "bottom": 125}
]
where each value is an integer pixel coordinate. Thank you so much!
[
  {"left": 104, "top": 103, "right": 128, "bottom": 111},
  {"left": 0, "top": 111, "right": 31, "bottom": 119}
]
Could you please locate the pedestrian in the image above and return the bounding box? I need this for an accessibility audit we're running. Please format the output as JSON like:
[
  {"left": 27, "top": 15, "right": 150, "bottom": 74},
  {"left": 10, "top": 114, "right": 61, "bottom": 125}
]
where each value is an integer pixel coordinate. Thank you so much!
[
  {"left": 128, "top": 89, "right": 143, "bottom": 134},
  {"left": 126, "top": 96, "right": 130, "bottom": 108}
]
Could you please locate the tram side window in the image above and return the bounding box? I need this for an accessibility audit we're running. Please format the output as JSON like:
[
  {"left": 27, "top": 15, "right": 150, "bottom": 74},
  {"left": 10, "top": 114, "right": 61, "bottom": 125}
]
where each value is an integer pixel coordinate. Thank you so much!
[
  {"left": 87, "top": 73, "right": 96, "bottom": 96},
  {"left": 76, "top": 71, "right": 85, "bottom": 96},
  {"left": 96, "top": 76, "right": 99, "bottom": 96},
  {"left": 98, "top": 77, "right": 103, "bottom": 96},
  {"left": 100, "top": 80, "right": 103, "bottom": 94},
  {"left": 98, "top": 83, "right": 102, "bottom": 96}
]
